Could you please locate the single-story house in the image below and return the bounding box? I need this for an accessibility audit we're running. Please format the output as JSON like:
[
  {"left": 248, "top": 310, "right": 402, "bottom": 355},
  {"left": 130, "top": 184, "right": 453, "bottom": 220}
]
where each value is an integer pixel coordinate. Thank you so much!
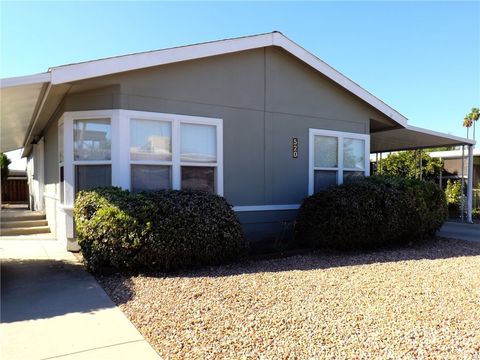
[{"left": 1, "top": 32, "right": 476, "bottom": 250}]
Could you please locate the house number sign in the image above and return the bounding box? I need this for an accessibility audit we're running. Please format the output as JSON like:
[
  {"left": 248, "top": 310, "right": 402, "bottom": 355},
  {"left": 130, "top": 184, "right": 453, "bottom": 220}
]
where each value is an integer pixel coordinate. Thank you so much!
[{"left": 292, "top": 138, "right": 299, "bottom": 159}]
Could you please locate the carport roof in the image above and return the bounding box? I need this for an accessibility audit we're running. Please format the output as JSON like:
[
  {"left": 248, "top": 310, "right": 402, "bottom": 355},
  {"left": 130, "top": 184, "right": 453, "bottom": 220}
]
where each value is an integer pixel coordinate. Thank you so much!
[{"left": 371, "top": 125, "right": 475, "bottom": 153}]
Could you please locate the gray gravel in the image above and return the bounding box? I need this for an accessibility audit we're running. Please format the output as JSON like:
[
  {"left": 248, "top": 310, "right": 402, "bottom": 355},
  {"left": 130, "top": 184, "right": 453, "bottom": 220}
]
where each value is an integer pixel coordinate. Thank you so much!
[{"left": 98, "top": 238, "right": 480, "bottom": 359}]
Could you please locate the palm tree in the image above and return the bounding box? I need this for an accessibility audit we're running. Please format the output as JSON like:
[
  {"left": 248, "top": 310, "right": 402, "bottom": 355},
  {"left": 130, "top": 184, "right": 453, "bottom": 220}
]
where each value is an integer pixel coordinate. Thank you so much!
[
  {"left": 463, "top": 114, "right": 473, "bottom": 139},
  {"left": 471, "top": 107, "right": 479, "bottom": 142}
]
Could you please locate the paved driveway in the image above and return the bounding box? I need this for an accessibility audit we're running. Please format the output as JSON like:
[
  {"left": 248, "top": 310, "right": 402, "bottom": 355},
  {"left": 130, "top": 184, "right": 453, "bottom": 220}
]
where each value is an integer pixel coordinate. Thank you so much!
[
  {"left": 0, "top": 239, "right": 159, "bottom": 360},
  {"left": 438, "top": 221, "right": 480, "bottom": 242}
]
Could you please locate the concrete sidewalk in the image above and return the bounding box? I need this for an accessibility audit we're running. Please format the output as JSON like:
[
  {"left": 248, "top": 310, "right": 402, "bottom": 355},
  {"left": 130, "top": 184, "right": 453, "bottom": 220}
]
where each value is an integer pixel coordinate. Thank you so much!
[
  {"left": 438, "top": 221, "right": 480, "bottom": 242},
  {"left": 0, "top": 239, "right": 160, "bottom": 360}
]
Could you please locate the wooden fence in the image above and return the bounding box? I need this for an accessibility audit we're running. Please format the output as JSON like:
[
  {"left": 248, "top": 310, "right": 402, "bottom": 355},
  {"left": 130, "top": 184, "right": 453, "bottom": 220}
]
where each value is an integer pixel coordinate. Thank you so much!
[{"left": 2, "top": 178, "right": 28, "bottom": 203}]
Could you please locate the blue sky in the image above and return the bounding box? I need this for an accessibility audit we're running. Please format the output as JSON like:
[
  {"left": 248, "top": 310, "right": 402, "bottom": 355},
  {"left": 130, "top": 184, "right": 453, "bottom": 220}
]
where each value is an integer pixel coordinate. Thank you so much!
[{"left": 1, "top": 1, "right": 479, "bottom": 140}]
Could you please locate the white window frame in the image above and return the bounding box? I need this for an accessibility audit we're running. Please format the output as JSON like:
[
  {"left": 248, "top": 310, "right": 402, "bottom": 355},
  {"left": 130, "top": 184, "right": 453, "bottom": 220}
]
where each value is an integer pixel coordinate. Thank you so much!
[
  {"left": 62, "top": 110, "right": 119, "bottom": 209},
  {"left": 308, "top": 128, "right": 370, "bottom": 195},
  {"left": 62, "top": 110, "right": 223, "bottom": 210},
  {"left": 125, "top": 110, "right": 223, "bottom": 195}
]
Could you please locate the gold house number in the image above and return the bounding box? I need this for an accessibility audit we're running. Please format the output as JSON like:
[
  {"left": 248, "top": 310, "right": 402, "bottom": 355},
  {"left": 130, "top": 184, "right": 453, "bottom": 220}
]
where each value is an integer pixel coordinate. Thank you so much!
[{"left": 292, "top": 138, "right": 298, "bottom": 159}]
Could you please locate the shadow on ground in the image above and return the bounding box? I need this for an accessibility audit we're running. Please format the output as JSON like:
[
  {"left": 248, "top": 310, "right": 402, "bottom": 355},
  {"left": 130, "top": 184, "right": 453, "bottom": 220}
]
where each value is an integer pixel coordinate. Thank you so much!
[
  {"left": 1, "top": 259, "right": 124, "bottom": 323},
  {"left": 97, "top": 237, "right": 480, "bottom": 306}
]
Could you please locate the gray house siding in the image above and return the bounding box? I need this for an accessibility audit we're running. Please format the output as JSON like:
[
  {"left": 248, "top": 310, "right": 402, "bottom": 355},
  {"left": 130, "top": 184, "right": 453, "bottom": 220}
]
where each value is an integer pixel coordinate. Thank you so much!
[{"left": 61, "top": 46, "right": 391, "bottom": 242}]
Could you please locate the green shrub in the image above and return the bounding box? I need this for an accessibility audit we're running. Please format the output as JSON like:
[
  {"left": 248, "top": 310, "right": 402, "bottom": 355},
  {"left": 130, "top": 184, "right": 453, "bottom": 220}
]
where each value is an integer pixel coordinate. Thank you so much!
[
  {"left": 294, "top": 176, "right": 447, "bottom": 250},
  {"left": 444, "top": 179, "right": 465, "bottom": 215},
  {"left": 473, "top": 208, "right": 480, "bottom": 220},
  {"left": 75, "top": 187, "right": 247, "bottom": 273}
]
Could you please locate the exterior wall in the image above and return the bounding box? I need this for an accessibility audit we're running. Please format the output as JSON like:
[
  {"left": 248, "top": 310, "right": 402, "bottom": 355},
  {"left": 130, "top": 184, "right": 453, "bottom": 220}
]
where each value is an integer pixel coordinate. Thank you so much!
[
  {"left": 42, "top": 120, "right": 60, "bottom": 238},
  {"left": 61, "top": 47, "right": 390, "bottom": 242}
]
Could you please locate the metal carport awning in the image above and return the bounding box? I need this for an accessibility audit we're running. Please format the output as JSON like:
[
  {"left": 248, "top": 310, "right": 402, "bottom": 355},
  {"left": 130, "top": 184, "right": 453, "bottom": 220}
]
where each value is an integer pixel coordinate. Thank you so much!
[
  {"left": 371, "top": 124, "right": 476, "bottom": 223},
  {"left": 371, "top": 124, "right": 475, "bottom": 153},
  {"left": 0, "top": 73, "right": 51, "bottom": 152}
]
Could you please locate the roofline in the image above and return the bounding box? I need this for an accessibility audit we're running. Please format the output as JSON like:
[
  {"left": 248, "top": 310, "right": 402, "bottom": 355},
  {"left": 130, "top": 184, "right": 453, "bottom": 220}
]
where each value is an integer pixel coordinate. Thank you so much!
[
  {"left": 0, "top": 72, "right": 51, "bottom": 88},
  {"left": 0, "top": 32, "right": 409, "bottom": 129}
]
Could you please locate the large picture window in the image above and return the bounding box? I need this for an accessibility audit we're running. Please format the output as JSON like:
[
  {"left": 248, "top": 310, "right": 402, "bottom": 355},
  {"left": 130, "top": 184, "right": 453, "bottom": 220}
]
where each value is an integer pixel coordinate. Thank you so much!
[
  {"left": 309, "top": 129, "right": 369, "bottom": 194},
  {"left": 128, "top": 113, "right": 222, "bottom": 194},
  {"left": 62, "top": 110, "right": 223, "bottom": 212}
]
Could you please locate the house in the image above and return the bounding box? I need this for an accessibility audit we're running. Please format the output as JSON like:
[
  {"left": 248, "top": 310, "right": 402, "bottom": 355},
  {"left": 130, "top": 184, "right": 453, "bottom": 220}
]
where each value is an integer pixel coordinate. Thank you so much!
[
  {"left": 1, "top": 32, "right": 476, "bottom": 250},
  {"left": 429, "top": 148, "right": 480, "bottom": 208}
]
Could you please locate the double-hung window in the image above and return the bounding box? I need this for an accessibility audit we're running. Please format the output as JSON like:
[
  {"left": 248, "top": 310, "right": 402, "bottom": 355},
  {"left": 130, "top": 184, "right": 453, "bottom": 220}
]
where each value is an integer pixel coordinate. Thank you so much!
[
  {"left": 128, "top": 112, "right": 222, "bottom": 194},
  {"left": 180, "top": 123, "right": 217, "bottom": 193},
  {"left": 73, "top": 118, "right": 112, "bottom": 194},
  {"left": 309, "top": 129, "right": 370, "bottom": 194},
  {"left": 130, "top": 118, "right": 173, "bottom": 193}
]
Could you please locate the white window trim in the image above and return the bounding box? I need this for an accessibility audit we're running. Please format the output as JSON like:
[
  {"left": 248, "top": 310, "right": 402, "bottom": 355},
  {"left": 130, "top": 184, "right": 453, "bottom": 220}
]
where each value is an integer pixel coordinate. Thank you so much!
[
  {"left": 62, "top": 110, "right": 224, "bottom": 210},
  {"left": 126, "top": 110, "right": 223, "bottom": 195},
  {"left": 308, "top": 128, "right": 370, "bottom": 195}
]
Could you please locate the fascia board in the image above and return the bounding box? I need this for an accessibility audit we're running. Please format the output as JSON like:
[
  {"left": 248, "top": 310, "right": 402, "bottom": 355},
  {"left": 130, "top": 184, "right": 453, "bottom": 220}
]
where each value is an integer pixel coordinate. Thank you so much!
[
  {"left": 50, "top": 33, "right": 275, "bottom": 84},
  {"left": 0, "top": 72, "right": 51, "bottom": 88}
]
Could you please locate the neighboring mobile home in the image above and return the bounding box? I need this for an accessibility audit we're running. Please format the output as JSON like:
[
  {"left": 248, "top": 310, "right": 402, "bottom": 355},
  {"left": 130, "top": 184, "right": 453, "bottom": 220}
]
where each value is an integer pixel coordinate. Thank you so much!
[{"left": 1, "top": 32, "right": 475, "bottom": 250}]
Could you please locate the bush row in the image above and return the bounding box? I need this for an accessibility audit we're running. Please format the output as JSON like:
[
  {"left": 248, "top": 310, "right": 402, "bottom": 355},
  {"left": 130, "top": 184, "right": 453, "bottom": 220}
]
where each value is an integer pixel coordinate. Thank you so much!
[
  {"left": 74, "top": 188, "right": 247, "bottom": 273},
  {"left": 75, "top": 176, "right": 448, "bottom": 273},
  {"left": 294, "top": 176, "right": 447, "bottom": 250}
]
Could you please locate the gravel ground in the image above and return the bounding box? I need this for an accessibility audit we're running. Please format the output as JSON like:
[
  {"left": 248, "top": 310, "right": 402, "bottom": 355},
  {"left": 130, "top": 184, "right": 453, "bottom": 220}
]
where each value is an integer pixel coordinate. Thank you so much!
[{"left": 98, "top": 238, "right": 480, "bottom": 359}]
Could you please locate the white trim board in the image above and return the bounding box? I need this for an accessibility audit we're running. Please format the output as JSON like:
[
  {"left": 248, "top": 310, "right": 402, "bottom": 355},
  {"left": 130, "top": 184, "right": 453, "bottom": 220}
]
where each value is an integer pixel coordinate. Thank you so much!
[{"left": 233, "top": 204, "right": 301, "bottom": 212}]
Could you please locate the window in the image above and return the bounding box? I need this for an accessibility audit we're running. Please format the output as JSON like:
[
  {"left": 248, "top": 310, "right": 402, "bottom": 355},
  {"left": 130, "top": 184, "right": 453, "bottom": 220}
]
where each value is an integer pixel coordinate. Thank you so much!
[
  {"left": 130, "top": 118, "right": 172, "bottom": 193},
  {"left": 309, "top": 129, "right": 369, "bottom": 194},
  {"left": 128, "top": 113, "right": 222, "bottom": 194},
  {"left": 73, "top": 118, "right": 112, "bottom": 194},
  {"left": 74, "top": 118, "right": 111, "bottom": 161},
  {"left": 180, "top": 123, "right": 217, "bottom": 193}
]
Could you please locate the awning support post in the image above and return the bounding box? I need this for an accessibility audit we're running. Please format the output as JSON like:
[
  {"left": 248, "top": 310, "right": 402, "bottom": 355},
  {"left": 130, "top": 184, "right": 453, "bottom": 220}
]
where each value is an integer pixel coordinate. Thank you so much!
[
  {"left": 461, "top": 145, "right": 465, "bottom": 223},
  {"left": 467, "top": 144, "right": 474, "bottom": 223}
]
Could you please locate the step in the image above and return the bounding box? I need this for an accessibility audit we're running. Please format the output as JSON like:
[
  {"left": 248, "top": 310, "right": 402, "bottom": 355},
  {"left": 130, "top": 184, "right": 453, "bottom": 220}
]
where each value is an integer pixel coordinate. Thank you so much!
[
  {"left": 1, "top": 214, "right": 46, "bottom": 222},
  {"left": 0, "top": 226, "right": 51, "bottom": 236},
  {"left": 1, "top": 219, "right": 49, "bottom": 228}
]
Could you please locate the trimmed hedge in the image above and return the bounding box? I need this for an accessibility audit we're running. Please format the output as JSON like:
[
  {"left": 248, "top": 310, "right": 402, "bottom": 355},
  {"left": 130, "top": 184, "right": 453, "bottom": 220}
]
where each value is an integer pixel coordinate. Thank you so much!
[
  {"left": 75, "top": 187, "right": 247, "bottom": 273},
  {"left": 295, "top": 176, "right": 447, "bottom": 250}
]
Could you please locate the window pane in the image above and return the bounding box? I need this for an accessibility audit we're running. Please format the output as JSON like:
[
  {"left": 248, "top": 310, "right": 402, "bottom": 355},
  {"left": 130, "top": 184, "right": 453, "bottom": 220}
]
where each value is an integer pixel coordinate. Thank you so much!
[
  {"left": 314, "top": 136, "right": 337, "bottom": 168},
  {"left": 343, "top": 171, "right": 364, "bottom": 183},
  {"left": 314, "top": 170, "right": 337, "bottom": 192},
  {"left": 181, "top": 166, "right": 215, "bottom": 193},
  {"left": 74, "top": 119, "right": 111, "bottom": 161},
  {"left": 75, "top": 165, "right": 111, "bottom": 194},
  {"left": 181, "top": 123, "right": 216, "bottom": 163},
  {"left": 131, "top": 165, "right": 171, "bottom": 193},
  {"left": 130, "top": 119, "right": 172, "bottom": 161},
  {"left": 343, "top": 138, "right": 365, "bottom": 170}
]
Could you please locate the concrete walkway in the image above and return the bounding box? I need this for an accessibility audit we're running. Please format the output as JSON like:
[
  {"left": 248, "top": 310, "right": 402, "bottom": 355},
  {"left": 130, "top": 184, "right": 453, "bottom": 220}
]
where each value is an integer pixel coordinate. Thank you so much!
[
  {"left": 0, "top": 239, "right": 160, "bottom": 360},
  {"left": 438, "top": 221, "right": 480, "bottom": 242}
]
